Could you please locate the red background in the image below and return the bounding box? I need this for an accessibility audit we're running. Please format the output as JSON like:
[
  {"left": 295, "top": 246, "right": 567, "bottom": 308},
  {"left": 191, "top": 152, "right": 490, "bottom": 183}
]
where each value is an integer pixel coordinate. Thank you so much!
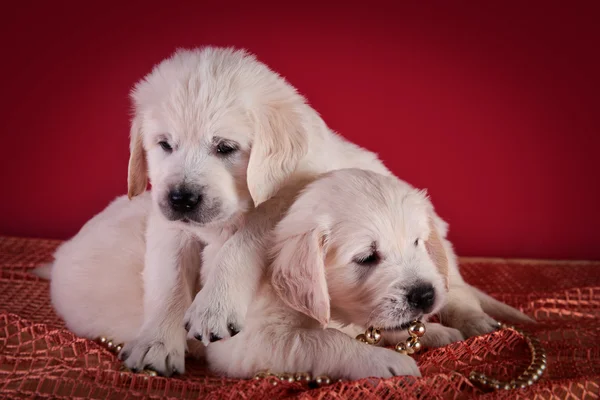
[{"left": 1, "top": 1, "right": 599, "bottom": 260}]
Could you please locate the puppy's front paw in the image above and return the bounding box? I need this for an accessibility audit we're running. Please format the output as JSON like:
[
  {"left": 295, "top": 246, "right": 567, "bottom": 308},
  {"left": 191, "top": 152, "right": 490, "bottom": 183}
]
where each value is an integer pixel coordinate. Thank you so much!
[
  {"left": 183, "top": 284, "right": 246, "bottom": 346},
  {"left": 119, "top": 328, "right": 186, "bottom": 376},
  {"left": 347, "top": 347, "right": 421, "bottom": 380},
  {"left": 450, "top": 312, "right": 500, "bottom": 339},
  {"left": 419, "top": 325, "right": 464, "bottom": 348}
]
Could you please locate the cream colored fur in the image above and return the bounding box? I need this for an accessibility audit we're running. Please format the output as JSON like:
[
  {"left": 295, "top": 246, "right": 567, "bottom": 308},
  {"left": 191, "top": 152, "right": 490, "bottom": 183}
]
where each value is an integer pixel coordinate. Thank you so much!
[
  {"left": 205, "top": 169, "right": 457, "bottom": 379},
  {"left": 42, "top": 46, "right": 532, "bottom": 377}
]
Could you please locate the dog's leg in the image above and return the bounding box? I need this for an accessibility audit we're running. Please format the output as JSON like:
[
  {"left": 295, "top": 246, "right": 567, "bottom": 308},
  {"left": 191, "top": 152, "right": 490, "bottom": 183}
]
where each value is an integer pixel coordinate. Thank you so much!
[
  {"left": 184, "top": 199, "right": 289, "bottom": 345},
  {"left": 184, "top": 228, "right": 264, "bottom": 345},
  {"left": 119, "top": 212, "right": 199, "bottom": 376},
  {"left": 207, "top": 326, "right": 421, "bottom": 380},
  {"left": 439, "top": 251, "right": 533, "bottom": 338}
]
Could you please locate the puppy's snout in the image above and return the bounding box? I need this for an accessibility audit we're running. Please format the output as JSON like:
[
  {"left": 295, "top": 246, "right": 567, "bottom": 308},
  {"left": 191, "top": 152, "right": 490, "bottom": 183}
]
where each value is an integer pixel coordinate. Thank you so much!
[
  {"left": 407, "top": 283, "right": 435, "bottom": 312},
  {"left": 168, "top": 189, "right": 202, "bottom": 212}
]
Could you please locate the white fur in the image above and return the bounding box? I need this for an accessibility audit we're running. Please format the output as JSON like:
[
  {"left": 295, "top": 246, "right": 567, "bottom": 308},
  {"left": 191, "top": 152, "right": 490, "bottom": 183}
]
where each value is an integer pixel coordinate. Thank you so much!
[
  {"left": 206, "top": 169, "right": 459, "bottom": 379},
  {"left": 45, "top": 46, "right": 532, "bottom": 377},
  {"left": 50, "top": 193, "right": 150, "bottom": 344}
]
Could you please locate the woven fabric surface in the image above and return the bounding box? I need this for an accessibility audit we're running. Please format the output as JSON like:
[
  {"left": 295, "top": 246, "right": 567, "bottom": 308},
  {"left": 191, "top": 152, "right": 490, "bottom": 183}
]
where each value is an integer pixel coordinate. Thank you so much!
[{"left": 0, "top": 236, "right": 599, "bottom": 399}]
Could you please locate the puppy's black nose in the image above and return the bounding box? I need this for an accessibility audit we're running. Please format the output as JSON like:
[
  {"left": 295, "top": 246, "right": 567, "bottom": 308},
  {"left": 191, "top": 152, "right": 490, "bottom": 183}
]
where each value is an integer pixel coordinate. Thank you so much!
[
  {"left": 168, "top": 189, "right": 201, "bottom": 212},
  {"left": 407, "top": 283, "right": 435, "bottom": 312}
]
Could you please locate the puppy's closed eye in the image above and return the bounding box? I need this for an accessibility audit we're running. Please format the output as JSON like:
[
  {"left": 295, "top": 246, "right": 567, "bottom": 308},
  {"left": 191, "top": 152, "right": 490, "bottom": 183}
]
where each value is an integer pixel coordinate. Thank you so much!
[
  {"left": 158, "top": 141, "right": 173, "bottom": 153},
  {"left": 354, "top": 247, "right": 380, "bottom": 266}
]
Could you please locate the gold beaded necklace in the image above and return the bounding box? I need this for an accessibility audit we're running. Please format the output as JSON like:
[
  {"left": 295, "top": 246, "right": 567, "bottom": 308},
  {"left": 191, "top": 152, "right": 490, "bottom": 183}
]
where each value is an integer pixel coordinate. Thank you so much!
[{"left": 96, "top": 321, "right": 546, "bottom": 391}]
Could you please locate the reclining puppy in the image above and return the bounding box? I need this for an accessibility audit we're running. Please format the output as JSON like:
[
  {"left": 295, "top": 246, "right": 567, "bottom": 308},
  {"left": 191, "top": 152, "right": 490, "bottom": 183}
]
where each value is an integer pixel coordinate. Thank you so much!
[
  {"left": 207, "top": 168, "right": 457, "bottom": 379},
  {"left": 43, "top": 46, "right": 532, "bottom": 377}
]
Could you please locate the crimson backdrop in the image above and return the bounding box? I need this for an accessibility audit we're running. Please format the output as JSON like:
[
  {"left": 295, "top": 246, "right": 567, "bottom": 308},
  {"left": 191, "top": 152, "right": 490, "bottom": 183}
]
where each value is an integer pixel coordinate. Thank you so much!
[{"left": 1, "top": 1, "right": 599, "bottom": 260}]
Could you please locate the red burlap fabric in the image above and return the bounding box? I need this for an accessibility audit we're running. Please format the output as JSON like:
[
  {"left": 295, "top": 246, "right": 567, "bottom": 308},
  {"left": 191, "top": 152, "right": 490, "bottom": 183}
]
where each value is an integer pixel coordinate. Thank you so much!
[{"left": 0, "top": 236, "right": 598, "bottom": 399}]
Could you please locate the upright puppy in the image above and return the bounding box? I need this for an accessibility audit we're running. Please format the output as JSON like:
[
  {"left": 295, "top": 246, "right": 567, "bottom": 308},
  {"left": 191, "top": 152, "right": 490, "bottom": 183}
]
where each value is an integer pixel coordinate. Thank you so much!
[
  {"left": 206, "top": 169, "right": 457, "bottom": 379},
  {"left": 48, "top": 47, "right": 392, "bottom": 376}
]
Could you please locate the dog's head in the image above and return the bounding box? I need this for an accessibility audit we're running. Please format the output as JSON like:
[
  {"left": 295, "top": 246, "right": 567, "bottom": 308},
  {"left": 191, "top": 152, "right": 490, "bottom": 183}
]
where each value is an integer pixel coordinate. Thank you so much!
[
  {"left": 127, "top": 47, "right": 309, "bottom": 227},
  {"left": 271, "top": 169, "right": 450, "bottom": 330}
]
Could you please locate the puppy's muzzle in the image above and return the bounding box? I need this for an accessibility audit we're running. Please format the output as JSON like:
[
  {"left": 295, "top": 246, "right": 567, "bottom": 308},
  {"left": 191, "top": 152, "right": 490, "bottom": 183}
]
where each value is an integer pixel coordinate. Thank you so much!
[
  {"left": 406, "top": 283, "right": 436, "bottom": 313},
  {"left": 168, "top": 188, "right": 202, "bottom": 213}
]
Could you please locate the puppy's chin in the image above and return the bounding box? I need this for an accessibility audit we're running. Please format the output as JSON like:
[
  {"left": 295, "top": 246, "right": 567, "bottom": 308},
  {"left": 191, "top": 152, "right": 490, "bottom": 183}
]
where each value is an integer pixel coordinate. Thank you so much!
[
  {"left": 368, "top": 311, "right": 424, "bottom": 331},
  {"left": 157, "top": 198, "right": 250, "bottom": 229},
  {"left": 158, "top": 203, "right": 220, "bottom": 226}
]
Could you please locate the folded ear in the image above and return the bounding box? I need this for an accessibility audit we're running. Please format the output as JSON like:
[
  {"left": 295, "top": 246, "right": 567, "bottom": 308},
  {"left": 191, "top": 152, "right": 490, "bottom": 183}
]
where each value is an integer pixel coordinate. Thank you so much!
[
  {"left": 127, "top": 115, "right": 148, "bottom": 199},
  {"left": 425, "top": 217, "right": 449, "bottom": 289},
  {"left": 247, "top": 103, "right": 308, "bottom": 207},
  {"left": 271, "top": 226, "right": 330, "bottom": 327}
]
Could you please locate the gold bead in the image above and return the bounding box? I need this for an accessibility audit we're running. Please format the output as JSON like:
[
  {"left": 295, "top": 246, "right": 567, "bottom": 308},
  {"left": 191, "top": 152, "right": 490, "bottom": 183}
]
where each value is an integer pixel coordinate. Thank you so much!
[
  {"left": 143, "top": 369, "right": 157, "bottom": 377},
  {"left": 364, "top": 327, "right": 382, "bottom": 345},
  {"left": 514, "top": 379, "right": 527, "bottom": 388},
  {"left": 406, "top": 337, "right": 422, "bottom": 353},
  {"left": 115, "top": 344, "right": 123, "bottom": 353},
  {"left": 295, "top": 372, "right": 311, "bottom": 382},
  {"left": 254, "top": 370, "right": 270, "bottom": 380},
  {"left": 356, "top": 334, "right": 368, "bottom": 343},
  {"left": 502, "top": 383, "right": 511, "bottom": 390},
  {"left": 107, "top": 340, "right": 114, "bottom": 349},
  {"left": 527, "top": 366, "right": 540, "bottom": 376},
  {"left": 536, "top": 368, "right": 545, "bottom": 377},
  {"left": 408, "top": 321, "right": 426, "bottom": 338},
  {"left": 99, "top": 337, "right": 107, "bottom": 344},
  {"left": 493, "top": 383, "right": 501, "bottom": 390},
  {"left": 395, "top": 341, "right": 408, "bottom": 354},
  {"left": 533, "top": 360, "right": 545, "bottom": 369},
  {"left": 315, "top": 375, "right": 331, "bottom": 386},
  {"left": 279, "top": 373, "right": 295, "bottom": 383}
]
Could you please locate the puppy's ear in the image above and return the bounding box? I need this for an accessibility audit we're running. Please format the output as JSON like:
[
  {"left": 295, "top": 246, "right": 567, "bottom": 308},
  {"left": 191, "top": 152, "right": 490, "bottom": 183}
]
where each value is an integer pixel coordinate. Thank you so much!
[
  {"left": 425, "top": 217, "right": 449, "bottom": 289},
  {"left": 247, "top": 104, "right": 308, "bottom": 207},
  {"left": 127, "top": 115, "right": 148, "bottom": 199},
  {"left": 271, "top": 226, "right": 330, "bottom": 327}
]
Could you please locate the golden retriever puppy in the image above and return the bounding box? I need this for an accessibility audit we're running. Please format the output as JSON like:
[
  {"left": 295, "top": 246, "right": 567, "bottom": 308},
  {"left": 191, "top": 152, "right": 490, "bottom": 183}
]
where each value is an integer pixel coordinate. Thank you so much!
[
  {"left": 207, "top": 168, "right": 458, "bottom": 379},
  {"left": 44, "top": 47, "right": 531, "bottom": 377}
]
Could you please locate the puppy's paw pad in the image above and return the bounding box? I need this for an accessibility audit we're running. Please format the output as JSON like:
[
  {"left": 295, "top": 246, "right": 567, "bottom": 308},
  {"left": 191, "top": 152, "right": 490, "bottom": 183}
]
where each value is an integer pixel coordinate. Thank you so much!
[{"left": 184, "top": 286, "right": 246, "bottom": 346}]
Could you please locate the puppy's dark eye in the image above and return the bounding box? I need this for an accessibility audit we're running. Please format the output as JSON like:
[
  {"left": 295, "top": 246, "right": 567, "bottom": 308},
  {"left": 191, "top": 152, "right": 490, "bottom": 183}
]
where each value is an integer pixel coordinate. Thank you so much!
[
  {"left": 158, "top": 141, "right": 172, "bottom": 152},
  {"left": 354, "top": 252, "right": 380, "bottom": 266},
  {"left": 216, "top": 142, "right": 238, "bottom": 156},
  {"left": 414, "top": 239, "right": 420, "bottom": 247}
]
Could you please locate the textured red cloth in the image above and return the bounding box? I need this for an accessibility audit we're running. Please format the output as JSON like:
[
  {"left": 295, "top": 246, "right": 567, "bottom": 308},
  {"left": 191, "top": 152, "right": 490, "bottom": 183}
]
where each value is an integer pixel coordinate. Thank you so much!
[{"left": 1, "top": 236, "right": 599, "bottom": 399}]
